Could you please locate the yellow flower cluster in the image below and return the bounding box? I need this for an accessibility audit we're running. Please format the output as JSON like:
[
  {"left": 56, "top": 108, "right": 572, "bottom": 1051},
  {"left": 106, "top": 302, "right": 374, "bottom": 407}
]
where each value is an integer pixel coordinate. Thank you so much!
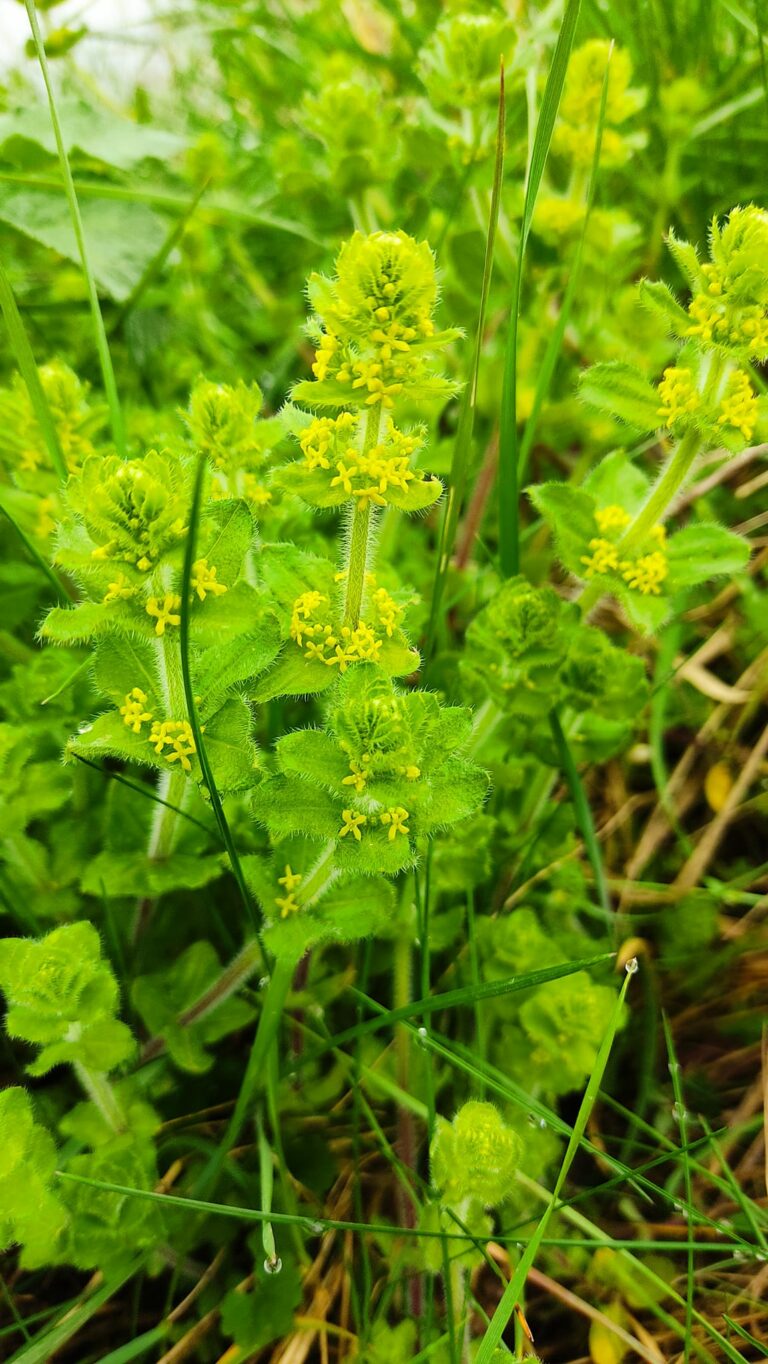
[
  {"left": 35, "top": 496, "right": 58, "bottom": 539},
  {"left": 338, "top": 806, "right": 410, "bottom": 842},
  {"left": 289, "top": 591, "right": 384, "bottom": 670},
  {"left": 148, "top": 719, "right": 197, "bottom": 772},
  {"left": 120, "top": 687, "right": 153, "bottom": 734},
  {"left": 190, "top": 558, "right": 227, "bottom": 602},
  {"left": 275, "top": 864, "right": 302, "bottom": 918},
  {"left": 686, "top": 281, "right": 768, "bottom": 357},
  {"left": 657, "top": 366, "right": 701, "bottom": 430},
  {"left": 300, "top": 413, "right": 418, "bottom": 505},
  {"left": 581, "top": 506, "right": 669, "bottom": 596},
  {"left": 718, "top": 370, "right": 758, "bottom": 441},
  {"left": 146, "top": 593, "right": 182, "bottom": 636}
]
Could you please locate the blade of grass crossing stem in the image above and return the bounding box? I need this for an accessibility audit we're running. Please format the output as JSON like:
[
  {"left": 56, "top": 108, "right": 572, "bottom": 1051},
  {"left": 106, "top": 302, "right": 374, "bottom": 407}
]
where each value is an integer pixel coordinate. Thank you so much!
[
  {"left": 0, "top": 259, "right": 66, "bottom": 480},
  {"left": 24, "top": 0, "right": 125, "bottom": 457},
  {"left": 474, "top": 967, "right": 631, "bottom": 1363},
  {"left": 71, "top": 752, "right": 212, "bottom": 835},
  {"left": 256, "top": 1107, "right": 277, "bottom": 1269},
  {"left": 498, "top": 0, "right": 581, "bottom": 577},
  {"left": 298, "top": 952, "right": 614, "bottom": 1061},
  {"left": 179, "top": 454, "right": 262, "bottom": 941},
  {"left": 663, "top": 1013, "right": 694, "bottom": 1362},
  {"left": 108, "top": 179, "right": 210, "bottom": 337},
  {"left": 424, "top": 62, "right": 505, "bottom": 665},
  {"left": 193, "top": 953, "right": 295, "bottom": 1197},
  {"left": 549, "top": 708, "right": 611, "bottom": 920},
  {"left": 0, "top": 503, "right": 72, "bottom": 602},
  {"left": 517, "top": 41, "right": 611, "bottom": 485},
  {"left": 91, "top": 1326, "right": 169, "bottom": 1363}
]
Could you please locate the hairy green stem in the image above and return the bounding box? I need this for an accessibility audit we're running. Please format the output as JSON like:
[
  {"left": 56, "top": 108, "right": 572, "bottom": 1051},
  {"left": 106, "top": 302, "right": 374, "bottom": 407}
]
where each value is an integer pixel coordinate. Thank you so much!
[
  {"left": 73, "top": 1062, "right": 125, "bottom": 1134},
  {"left": 580, "top": 355, "right": 727, "bottom": 617},
  {"left": 297, "top": 841, "right": 337, "bottom": 907},
  {"left": 342, "top": 403, "right": 384, "bottom": 626},
  {"left": 343, "top": 500, "right": 372, "bottom": 627}
]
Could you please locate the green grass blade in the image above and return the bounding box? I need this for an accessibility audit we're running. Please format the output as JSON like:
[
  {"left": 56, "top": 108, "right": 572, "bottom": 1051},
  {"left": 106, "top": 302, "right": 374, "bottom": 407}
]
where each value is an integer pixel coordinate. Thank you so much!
[
  {"left": 474, "top": 967, "right": 631, "bottom": 1362},
  {"left": 424, "top": 60, "right": 505, "bottom": 665},
  {"left": 0, "top": 259, "right": 66, "bottom": 481},
  {"left": 70, "top": 752, "right": 212, "bottom": 835},
  {"left": 517, "top": 40, "right": 611, "bottom": 485},
  {"left": 498, "top": 0, "right": 582, "bottom": 577},
  {"left": 663, "top": 1013, "right": 694, "bottom": 1363},
  {"left": 92, "top": 1325, "right": 169, "bottom": 1363},
  {"left": 722, "top": 1316, "right": 766, "bottom": 1350},
  {"left": 298, "top": 951, "right": 615, "bottom": 1062},
  {"left": 178, "top": 454, "right": 262, "bottom": 938},
  {"left": 107, "top": 179, "right": 210, "bottom": 338},
  {"left": 549, "top": 707, "right": 611, "bottom": 920},
  {"left": 8, "top": 1261, "right": 144, "bottom": 1364},
  {"left": 24, "top": 0, "right": 125, "bottom": 457},
  {"left": 0, "top": 501, "right": 73, "bottom": 602}
]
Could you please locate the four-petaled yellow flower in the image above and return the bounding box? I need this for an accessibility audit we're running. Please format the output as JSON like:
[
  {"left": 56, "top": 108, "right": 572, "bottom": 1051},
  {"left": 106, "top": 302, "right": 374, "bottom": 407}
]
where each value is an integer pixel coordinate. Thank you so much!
[
  {"left": 120, "top": 687, "right": 152, "bottom": 733},
  {"left": 146, "top": 593, "right": 182, "bottom": 636},
  {"left": 149, "top": 719, "right": 197, "bottom": 772},
  {"left": 342, "top": 760, "right": 369, "bottom": 794},
  {"left": 339, "top": 809, "right": 367, "bottom": 841},
  {"left": 278, "top": 864, "right": 302, "bottom": 893},
  {"left": 191, "top": 558, "right": 227, "bottom": 602},
  {"left": 380, "top": 806, "right": 410, "bottom": 840},
  {"left": 104, "top": 572, "right": 135, "bottom": 603}
]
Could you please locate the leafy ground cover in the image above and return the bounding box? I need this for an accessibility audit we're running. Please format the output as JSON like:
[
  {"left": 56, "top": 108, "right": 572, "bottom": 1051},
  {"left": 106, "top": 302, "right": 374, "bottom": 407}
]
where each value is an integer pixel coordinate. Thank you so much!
[{"left": 0, "top": 2, "right": 767, "bottom": 1361}]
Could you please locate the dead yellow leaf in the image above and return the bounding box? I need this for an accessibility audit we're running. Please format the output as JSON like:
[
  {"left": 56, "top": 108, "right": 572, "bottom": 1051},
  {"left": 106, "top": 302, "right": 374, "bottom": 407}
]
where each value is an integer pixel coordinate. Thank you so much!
[{"left": 704, "top": 761, "right": 733, "bottom": 813}]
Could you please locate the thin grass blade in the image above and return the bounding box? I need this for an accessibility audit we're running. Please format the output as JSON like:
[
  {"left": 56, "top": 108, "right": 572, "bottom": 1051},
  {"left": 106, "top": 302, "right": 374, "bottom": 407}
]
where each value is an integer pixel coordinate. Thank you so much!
[
  {"left": 498, "top": 0, "right": 582, "bottom": 577},
  {"left": 0, "top": 259, "right": 66, "bottom": 480},
  {"left": 24, "top": 0, "right": 125, "bottom": 456}
]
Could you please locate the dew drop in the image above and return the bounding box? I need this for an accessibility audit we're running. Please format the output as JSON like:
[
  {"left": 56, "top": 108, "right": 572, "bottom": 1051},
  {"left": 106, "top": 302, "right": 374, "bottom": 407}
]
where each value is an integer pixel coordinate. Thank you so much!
[
  {"left": 624, "top": 956, "right": 639, "bottom": 975},
  {"left": 309, "top": 1220, "right": 324, "bottom": 1235},
  {"left": 264, "top": 1255, "right": 282, "bottom": 1275},
  {"left": 672, "top": 1102, "right": 687, "bottom": 1122},
  {"left": 77, "top": 722, "right": 93, "bottom": 734}
]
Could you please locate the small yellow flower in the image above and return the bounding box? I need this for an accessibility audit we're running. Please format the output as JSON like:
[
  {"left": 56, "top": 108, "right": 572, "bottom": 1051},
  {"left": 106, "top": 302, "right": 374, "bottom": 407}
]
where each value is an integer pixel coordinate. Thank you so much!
[
  {"left": 339, "top": 809, "right": 367, "bottom": 841},
  {"left": 120, "top": 687, "right": 152, "bottom": 734},
  {"left": 148, "top": 719, "right": 197, "bottom": 772},
  {"left": 656, "top": 366, "right": 701, "bottom": 429},
  {"left": 146, "top": 593, "right": 182, "bottom": 636},
  {"left": 103, "top": 572, "right": 135, "bottom": 603},
  {"left": 278, "top": 864, "right": 302, "bottom": 893},
  {"left": 380, "top": 806, "right": 410, "bottom": 841},
  {"left": 402, "top": 764, "right": 421, "bottom": 780},
  {"left": 276, "top": 892, "right": 300, "bottom": 918},
  {"left": 580, "top": 537, "right": 620, "bottom": 577},
  {"left": 190, "top": 558, "right": 227, "bottom": 602},
  {"left": 342, "top": 760, "right": 369, "bottom": 794},
  {"left": 594, "top": 504, "right": 631, "bottom": 535},
  {"left": 620, "top": 550, "right": 668, "bottom": 596},
  {"left": 717, "top": 369, "right": 758, "bottom": 442}
]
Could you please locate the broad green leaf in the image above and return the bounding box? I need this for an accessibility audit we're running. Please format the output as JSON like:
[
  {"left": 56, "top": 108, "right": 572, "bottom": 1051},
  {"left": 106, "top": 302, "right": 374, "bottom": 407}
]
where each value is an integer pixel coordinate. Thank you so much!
[
  {"left": 132, "top": 941, "right": 255, "bottom": 1074},
  {"left": 0, "top": 99, "right": 186, "bottom": 170},
  {"left": 528, "top": 482, "right": 597, "bottom": 578},
  {"left": 666, "top": 523, "right": 750, "bottom": 589},
  {"left": 578, "top": 361, "right": 661, "bottom": 431},
  {"left": 81, "top": 851, "right": 222, "bottom": 898},
  {"left": 0, "top": 192, "right": 170, "bottom": 302}
]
